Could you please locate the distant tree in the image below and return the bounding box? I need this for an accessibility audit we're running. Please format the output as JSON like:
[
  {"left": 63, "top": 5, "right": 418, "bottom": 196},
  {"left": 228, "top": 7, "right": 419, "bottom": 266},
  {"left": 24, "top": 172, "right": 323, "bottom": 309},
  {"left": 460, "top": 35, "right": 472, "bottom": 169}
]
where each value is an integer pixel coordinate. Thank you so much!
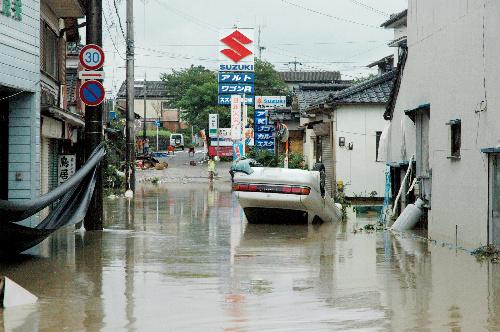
[
  {"left": 160, "top": 60, "right": 288, "bottom": 133},
  {"left": 254, "top": 58, "right": 288, "bottom": 96}
]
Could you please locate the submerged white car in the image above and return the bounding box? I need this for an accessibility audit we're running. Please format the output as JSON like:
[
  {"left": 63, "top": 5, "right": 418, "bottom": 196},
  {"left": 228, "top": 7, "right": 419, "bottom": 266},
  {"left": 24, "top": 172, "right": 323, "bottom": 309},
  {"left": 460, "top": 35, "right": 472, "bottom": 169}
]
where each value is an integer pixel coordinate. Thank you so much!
[{"left": 232, "top": 163, "right": 342, "bottom": 224}]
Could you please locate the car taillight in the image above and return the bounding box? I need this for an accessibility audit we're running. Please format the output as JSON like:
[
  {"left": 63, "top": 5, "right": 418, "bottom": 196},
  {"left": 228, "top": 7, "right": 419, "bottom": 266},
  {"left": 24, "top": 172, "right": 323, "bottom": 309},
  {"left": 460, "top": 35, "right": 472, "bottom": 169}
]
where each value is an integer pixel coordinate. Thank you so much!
[{"left": 233, "top": 183, "right": 310, "bottom": 195}]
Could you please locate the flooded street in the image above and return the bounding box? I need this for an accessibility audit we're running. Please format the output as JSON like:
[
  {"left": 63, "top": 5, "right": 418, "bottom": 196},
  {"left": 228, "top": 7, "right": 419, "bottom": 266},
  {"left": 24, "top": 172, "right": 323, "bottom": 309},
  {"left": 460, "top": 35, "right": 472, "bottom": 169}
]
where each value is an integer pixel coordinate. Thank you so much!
[{"left": 0, "top": 183, "right": 499, "bottom": 331}]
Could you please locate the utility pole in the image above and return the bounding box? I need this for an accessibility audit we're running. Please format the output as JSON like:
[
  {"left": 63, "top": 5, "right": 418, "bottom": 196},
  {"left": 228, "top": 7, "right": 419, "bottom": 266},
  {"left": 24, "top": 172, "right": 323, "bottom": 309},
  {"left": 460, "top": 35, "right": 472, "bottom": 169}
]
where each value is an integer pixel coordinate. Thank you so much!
[
  {"left": 125, "top": 0, "right": 136, "bottom": 192},
  {"left": 143, "top": 73, "right": 147, "bottom": 144},
  {"left": 257, "top": 25, "right": 265, "bottom": 60},
  {"left": 84, "top": 0, "right": 103, "bottom": 230},
  {"left": 288, "top": 57, "right": 303, "bottom": 71}
]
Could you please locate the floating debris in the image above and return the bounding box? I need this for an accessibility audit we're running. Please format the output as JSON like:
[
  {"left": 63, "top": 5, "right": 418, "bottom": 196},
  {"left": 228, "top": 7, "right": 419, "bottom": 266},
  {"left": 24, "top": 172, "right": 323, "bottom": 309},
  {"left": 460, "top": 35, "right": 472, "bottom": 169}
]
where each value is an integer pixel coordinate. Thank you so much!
[{"left": 471, "top": 245, "right": 500, "bottom": 263}]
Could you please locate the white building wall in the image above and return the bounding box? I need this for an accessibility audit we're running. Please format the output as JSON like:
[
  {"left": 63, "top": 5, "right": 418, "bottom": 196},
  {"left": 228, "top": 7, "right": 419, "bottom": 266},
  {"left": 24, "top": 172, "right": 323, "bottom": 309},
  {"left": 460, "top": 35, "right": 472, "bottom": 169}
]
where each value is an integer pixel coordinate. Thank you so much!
[
  {"left": 389, "top": 0, "right": 500, "bottom": 248},
  {"left": 303, "top": 128, "right": 316, "bottom": 170},
  {"left": 335, "top": 105, "right": 388, "bottom": 198}
]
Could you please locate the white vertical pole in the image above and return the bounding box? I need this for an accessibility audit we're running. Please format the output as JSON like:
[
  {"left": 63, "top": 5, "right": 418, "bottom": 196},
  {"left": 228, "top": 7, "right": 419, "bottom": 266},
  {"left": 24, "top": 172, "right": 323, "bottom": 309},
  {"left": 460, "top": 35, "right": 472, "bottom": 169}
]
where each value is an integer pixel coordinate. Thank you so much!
[{"left": 156, "top": 120, "right": 159, "bottom": 151}]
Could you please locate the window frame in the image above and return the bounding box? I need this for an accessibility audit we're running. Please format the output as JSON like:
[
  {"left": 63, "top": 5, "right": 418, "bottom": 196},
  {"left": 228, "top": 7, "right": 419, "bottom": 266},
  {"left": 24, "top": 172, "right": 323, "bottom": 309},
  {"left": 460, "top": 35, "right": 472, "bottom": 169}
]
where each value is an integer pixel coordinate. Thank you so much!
[
  {"left": 446, "top": 119, "right": 461, "bottom": 159},
  {"left": 375, "top": 131, "right": 382, "bottom": 162},
  {"left": 42, "top": 22, "right": 59, "bottom": 80}
]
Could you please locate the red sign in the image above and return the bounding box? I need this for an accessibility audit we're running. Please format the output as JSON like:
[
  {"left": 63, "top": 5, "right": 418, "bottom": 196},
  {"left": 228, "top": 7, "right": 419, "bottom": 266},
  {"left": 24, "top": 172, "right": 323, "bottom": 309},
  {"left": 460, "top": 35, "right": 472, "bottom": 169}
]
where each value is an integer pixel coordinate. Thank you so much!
[
  {"left": 79, "top": 80, "right": 105, "bottom": 106},
  {"left": 79, "top": 44, "right": 105, "bottom": 70},
  {"left": 220, "top": 30, "right": 253, "bottom": 63},
  {"left": 208, "top": 146, "right": 233, "bottom": 157}
]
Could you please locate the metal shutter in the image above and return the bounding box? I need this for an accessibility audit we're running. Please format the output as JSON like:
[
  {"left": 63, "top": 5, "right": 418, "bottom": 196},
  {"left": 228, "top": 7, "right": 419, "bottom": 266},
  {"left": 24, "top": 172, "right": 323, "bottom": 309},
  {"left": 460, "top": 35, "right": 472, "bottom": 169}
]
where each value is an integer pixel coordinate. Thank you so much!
[
  {"left": 41, "top": 137, "right": 50, "bottom": 195},
  {"left": 322, "top": 135, "right": 334, "bottom": 197}
]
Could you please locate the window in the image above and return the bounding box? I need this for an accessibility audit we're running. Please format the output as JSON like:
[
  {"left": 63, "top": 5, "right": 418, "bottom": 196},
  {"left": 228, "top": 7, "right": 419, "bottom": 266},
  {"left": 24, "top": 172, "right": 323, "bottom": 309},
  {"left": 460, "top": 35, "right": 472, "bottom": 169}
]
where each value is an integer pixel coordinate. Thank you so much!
[
  {"left": 446, "top": 119, "right": 461, "bottom": 158},
  {"left": 42, "top": 23, "right": 58, "bottom": 79},
  {"left": 451, "top": 122, "right": 461, "bottom": 157},
  {"left": 161, "top": 101, "right": 172, "bottom": 110},
  {"left": 375, "top": 131, "right": 382, "bottom": 161}
]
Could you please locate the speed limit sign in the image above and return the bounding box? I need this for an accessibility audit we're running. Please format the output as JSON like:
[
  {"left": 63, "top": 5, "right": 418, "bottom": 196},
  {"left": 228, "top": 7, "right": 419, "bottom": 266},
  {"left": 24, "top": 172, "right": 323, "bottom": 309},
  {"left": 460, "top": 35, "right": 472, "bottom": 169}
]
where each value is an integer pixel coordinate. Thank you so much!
[{"left": 79, "top": 44, "right": 105, "bottom": 70}]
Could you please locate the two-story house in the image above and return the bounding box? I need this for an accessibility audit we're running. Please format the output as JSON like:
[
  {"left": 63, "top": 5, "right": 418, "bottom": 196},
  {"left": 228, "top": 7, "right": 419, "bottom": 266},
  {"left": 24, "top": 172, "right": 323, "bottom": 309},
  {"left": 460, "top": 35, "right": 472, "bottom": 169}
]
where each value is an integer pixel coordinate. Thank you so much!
[{"left": 383, "top": 1, "right": 500, "bottom": 248}]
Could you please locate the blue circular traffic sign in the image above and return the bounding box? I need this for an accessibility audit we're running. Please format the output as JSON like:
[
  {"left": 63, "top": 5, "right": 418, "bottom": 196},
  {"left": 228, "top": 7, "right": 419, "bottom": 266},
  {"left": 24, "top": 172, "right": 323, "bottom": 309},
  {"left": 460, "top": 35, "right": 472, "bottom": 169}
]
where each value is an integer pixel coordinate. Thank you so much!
[{"left": 80, "top": 80, "right": 105, "bottom": 106}]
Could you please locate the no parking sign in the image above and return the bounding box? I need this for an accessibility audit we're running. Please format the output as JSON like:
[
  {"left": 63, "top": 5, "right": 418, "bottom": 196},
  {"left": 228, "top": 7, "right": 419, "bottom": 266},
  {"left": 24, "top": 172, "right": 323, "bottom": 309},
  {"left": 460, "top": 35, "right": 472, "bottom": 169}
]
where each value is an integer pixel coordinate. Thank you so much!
[{"left": 79, "top": 80, "right": 105, "bottom": 106}]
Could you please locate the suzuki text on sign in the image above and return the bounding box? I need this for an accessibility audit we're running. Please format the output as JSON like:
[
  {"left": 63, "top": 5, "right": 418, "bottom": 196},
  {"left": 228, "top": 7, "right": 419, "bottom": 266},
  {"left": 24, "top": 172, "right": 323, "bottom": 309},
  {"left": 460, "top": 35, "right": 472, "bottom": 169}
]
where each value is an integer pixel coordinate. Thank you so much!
[{"left": 219, "top": 29, "right": 254, "bottom": 72}]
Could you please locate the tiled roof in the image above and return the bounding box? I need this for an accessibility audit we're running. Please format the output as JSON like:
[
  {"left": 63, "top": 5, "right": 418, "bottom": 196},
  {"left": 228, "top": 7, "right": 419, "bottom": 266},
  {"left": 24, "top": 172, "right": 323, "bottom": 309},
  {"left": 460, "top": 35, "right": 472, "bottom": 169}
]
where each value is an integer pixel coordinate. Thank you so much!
[
  {"left": 367, "top": 55, "right": 394, "bottom": 68},
  {"left": 117, "top": 80, "right": 168, "bottom": 99},
  {"left": 380, "top": 9, "right": 408, "bottom": 28},
  {"left": 307, "top": 70, "right": 396, "bottom": 110},
  {"left": 279, "top": 71, "right": 341, "bottom": 83},
  {"left": 295, "top": 84, "right": 351, "bottom": 114},
  {"left": 332, "top": 70, "right": 396, "bottom": 104},
  {"left": 298, "top": 82, "right": 352, "bottom": 91},
  {"left": 66, "top": 67, "right": 78, "bottom": 104}
]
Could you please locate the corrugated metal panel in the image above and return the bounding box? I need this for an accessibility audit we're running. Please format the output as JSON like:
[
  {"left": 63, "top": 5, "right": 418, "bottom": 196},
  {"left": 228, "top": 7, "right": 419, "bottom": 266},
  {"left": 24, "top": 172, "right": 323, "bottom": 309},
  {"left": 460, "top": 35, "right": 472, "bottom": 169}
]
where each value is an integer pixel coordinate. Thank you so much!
[{"left": 40, "top": 137, "right": 58, "bottom": 217}]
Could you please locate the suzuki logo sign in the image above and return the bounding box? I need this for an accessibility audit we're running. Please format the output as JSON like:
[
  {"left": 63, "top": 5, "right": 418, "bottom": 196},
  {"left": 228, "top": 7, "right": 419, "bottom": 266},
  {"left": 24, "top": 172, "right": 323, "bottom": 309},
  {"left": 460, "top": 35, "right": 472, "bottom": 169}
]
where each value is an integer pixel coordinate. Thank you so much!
[
  {"left": 220, "top": 30, "right": 253, "bottom": 63},
  {"left": 219, "top": 28, "right": 254, "bottom": 72}
]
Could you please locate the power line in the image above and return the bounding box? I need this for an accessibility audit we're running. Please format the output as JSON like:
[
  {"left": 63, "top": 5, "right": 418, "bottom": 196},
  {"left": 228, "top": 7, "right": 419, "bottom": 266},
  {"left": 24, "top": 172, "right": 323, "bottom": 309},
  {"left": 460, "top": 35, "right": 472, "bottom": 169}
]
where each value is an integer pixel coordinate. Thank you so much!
[
  {"left": 347, "top": 0, "right": 390, "bottom": 16},
  {"left": 146, "top": 40, "right": 389, "bottom": 47},
  {"left": 113, "top": 0, "right": 127, "bottom": 40},
  {"left": 281, "top": 0, "right": 382, "bottom": 29},
  {"left": 152, "top": 0, "right": 219, "bottom": 32},
  {"left": 103, "top": 11, "right": 125, "bottom": 59}
]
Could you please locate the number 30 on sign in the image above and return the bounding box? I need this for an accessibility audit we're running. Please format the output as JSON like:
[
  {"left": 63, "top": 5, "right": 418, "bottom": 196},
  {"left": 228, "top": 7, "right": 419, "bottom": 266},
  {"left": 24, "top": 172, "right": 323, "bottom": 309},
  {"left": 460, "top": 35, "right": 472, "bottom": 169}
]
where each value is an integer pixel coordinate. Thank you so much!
[{"left": 79, "top": 44, "right": 105, "bottom": 70}]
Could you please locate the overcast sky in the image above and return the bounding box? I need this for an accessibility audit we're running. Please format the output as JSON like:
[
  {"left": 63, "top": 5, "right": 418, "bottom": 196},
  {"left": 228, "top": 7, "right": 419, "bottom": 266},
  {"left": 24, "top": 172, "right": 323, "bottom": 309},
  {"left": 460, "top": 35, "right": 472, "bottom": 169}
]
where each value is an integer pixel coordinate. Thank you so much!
[{"left": 96, "top": 0, "right": 407, "bottom": 96}]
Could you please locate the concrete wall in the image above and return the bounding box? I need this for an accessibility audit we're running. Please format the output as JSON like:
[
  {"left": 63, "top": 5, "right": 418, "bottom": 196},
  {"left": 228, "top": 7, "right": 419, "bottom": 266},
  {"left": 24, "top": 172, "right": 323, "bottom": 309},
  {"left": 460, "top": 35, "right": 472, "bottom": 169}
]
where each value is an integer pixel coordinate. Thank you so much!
[
  {"left": 335, "top": 104, "right": 388, "bottom": 197},
  {"left": 389, "top": 0, "right": 500, "bottom": 248},
  {"left": 303, "top": 128, "right": 316, "bottom": 170}
]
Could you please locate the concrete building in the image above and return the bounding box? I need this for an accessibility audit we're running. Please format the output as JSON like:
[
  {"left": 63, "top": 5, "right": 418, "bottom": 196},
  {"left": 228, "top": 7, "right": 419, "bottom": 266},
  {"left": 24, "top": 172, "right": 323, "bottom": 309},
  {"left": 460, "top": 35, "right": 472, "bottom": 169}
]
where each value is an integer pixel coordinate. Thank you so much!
[
  {"left": 304, "top": 71, "right": 395, "bottom": 198},
  {"left": 382, "top": 1, "right": 500, "bottom": 248},
  {"left": 0, "top": 0, "right": 41, "bottom": 206},
  {"left": 296, "top": 83, "right": 352, "bottom": 170},
  {"left": 39, "top": 0, "right": 85, "bottom": 201},
  {"left": 116, "top": 80, "right": 184, "bottom": 132}
]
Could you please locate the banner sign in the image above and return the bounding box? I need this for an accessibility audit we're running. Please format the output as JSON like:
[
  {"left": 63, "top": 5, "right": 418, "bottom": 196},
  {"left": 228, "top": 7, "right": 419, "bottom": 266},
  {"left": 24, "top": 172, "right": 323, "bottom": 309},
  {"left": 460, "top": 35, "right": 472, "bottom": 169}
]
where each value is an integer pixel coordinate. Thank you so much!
[
  {"left": 255, "top": 96, "right": 287, "bottom": 109},
  {"left": 58, "top": 155, "right": 76, "bottom": 184},
  {"left": 233, "top": 142, "right": 245, "bottom": 160},
  {"left": 218, "top": 84, "right": 254, "bottom": 95},
  {"left": 254, "top": 108, "right": 275, "bottom": 152},
  {"left": 218, "top": 73, "right": 254, "bottom": 83},
  {"left": 255, "top": 140, "right": 275, "bottom": 150},
  {"left": 208, "top": 146, "right": 233, "bottom": 157},
  {"left": 255, "top": 125, "right": 275, "bottom": 133},
  {"left": 231, "top": 95, "right": 242, "bottom": 140},
  {"left": 219, "top": 95, "right": 254, "bottom": 105},
  {"left": 209, "top": 114, "right": 218, "bottom": 138}
]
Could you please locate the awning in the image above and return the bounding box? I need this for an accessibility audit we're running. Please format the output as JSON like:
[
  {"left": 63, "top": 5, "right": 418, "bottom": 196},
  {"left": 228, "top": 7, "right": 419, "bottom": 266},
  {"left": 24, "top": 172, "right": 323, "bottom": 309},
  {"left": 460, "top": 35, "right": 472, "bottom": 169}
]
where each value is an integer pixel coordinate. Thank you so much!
[
  {"left": 404, "top": 103, "right": 430, "bottom": 122},
  {"left": 481, "top": 147, "right": 500, "bottom": 154},
  {"left": 41, "top": 105, "right": 85, "bottom": 127}
]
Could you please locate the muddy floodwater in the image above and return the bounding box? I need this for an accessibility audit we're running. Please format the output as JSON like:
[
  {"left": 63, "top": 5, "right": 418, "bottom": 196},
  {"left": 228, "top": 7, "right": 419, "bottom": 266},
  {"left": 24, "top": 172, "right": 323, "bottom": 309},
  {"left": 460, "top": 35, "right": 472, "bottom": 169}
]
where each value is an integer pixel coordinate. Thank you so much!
[{"left": 1, "top": 184, "right": 500, "bottom": 331}]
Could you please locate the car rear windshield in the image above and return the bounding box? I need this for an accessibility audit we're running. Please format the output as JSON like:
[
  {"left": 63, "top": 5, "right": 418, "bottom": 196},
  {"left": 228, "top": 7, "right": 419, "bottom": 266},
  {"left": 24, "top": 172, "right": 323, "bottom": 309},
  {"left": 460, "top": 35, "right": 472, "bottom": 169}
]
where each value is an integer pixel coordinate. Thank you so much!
[{"left": 171, "top": 135, "right": 181, "bottom": 139}]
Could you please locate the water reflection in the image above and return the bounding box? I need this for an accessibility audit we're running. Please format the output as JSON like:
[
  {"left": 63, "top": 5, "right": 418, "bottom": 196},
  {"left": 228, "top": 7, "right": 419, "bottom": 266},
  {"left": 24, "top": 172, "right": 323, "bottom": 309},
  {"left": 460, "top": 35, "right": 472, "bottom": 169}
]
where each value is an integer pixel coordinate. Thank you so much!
[{"left": 0, "top": 184, "right": 499, "bottom": 330}]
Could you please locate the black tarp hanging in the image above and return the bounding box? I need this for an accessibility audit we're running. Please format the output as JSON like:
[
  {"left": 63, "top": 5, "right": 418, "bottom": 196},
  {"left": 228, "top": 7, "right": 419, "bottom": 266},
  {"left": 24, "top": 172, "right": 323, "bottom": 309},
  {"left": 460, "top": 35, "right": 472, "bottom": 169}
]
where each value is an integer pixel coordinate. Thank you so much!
[{"left": 0, "top": 144, "right": 105, "bottom": 254}]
